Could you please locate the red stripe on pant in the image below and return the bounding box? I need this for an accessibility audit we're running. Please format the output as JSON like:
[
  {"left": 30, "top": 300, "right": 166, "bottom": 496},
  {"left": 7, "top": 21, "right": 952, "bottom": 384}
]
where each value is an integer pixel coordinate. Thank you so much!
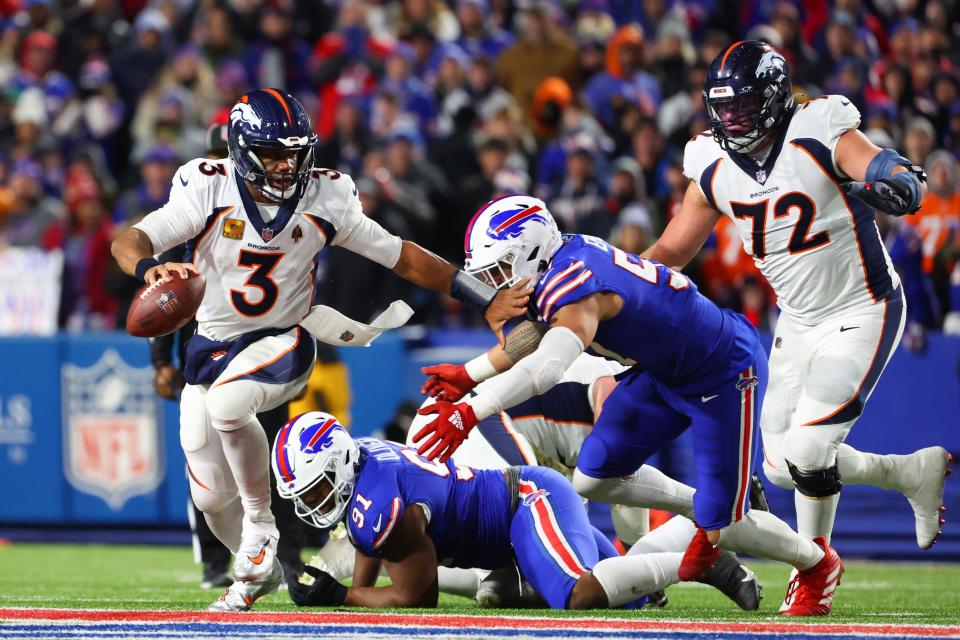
[
  {"left": 523, "top": 481, "right": 587, "bottom": 578},
  {"left": 735, "top": 367, "right": 754, "bottom": 522}
]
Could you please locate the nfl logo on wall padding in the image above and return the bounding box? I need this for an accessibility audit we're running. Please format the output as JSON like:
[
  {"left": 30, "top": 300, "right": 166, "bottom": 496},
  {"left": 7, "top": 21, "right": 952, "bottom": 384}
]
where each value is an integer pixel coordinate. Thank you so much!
[{"left": 61, "top": 349, "right": 163, "bottom": 510}]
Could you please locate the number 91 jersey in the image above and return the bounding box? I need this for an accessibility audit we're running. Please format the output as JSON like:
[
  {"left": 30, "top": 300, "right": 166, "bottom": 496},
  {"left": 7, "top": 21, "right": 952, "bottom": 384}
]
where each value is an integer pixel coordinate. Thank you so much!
[
  {"left": 133, "top": 158, "right": 401, "bottom": 341},
  {"left": 684, "top": 95, "right": 900, "bottom": 325}
]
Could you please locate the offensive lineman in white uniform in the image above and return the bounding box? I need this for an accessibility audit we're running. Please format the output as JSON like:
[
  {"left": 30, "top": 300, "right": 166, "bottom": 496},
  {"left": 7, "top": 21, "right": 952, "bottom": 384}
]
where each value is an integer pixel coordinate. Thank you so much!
[
  {"left": 641, "top": 41, "right": 951, "bottom": 612},
  {"left": 111, "top": 88, "right": 526, "bottom": 611}
]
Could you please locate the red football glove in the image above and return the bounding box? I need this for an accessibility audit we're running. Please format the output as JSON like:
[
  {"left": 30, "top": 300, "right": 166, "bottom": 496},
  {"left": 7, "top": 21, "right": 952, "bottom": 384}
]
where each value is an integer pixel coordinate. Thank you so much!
[
  {"left": 420, "top": 363, "right": 477, "bottom": 401},
  {"left": 412, "top": 401, "right": 479, "bottom": 462}
]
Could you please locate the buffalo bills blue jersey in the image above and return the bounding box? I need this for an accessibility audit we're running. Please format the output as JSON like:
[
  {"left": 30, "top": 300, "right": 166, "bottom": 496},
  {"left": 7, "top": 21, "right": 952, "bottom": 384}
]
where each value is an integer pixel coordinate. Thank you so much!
[
  {"left": 346, "top": 438, "right": 513, "bottom": 569},
  {"left": 534, "top": 235, "right": 758, "bottom": 391}
]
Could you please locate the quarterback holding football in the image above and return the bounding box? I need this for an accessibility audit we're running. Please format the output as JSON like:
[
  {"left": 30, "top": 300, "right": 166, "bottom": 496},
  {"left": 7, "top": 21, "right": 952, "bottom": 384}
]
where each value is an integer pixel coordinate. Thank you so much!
[{"left": 111, "top": 88, "right": 527, "bottom": 611}]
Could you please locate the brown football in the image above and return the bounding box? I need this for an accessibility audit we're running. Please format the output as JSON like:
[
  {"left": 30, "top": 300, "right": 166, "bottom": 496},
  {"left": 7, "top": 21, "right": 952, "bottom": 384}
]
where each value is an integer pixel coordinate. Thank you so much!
[{"left": 126, "top": 272, "right": 206, "bottom": 338}]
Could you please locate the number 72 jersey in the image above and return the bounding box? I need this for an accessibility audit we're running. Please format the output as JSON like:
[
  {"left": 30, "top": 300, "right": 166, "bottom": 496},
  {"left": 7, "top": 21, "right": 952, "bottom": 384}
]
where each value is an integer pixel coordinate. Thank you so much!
[
  {"left": 683, "top": 95, "right": 900, "bottom": 325},
  {"left": 133, "top": 158, "right": 401, "bottom": 341}
]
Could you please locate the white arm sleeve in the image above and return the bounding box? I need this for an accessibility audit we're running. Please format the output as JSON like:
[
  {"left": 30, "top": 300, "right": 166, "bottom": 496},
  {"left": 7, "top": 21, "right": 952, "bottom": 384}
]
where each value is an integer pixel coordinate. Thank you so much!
[
  {"left": 333, "top": 175, "right": 403, "bottom": 269},
  {"left": 467, "top": 327, "right": 585, "bottom": 420},
  {"left": 132, "top": 162, "right": 209, "bottom": 255}
]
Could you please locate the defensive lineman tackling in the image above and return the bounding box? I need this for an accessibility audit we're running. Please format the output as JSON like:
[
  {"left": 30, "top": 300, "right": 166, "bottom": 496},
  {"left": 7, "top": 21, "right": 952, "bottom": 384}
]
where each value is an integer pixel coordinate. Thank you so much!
[{"left": 111, "top": 88, "right": 524, "bottom": 611}]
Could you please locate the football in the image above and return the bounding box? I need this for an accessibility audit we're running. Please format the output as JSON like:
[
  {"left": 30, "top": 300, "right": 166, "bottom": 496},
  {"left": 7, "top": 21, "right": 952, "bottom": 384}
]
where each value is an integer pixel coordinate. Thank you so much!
[{"left": 125, "top": 271, "right": 206, "bottom": 338}]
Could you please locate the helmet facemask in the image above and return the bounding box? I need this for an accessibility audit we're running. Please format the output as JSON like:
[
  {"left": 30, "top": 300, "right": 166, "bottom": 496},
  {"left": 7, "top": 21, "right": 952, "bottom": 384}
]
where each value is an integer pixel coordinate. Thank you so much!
[
  {"left": 288, "top": 456, "right": 355, "bottom": 529},
  {"left": 465, "top": 243, "right": 546, "bottom": 290},
  {"left": 242, "top": 140, "right": 314, "bottom": 203}
]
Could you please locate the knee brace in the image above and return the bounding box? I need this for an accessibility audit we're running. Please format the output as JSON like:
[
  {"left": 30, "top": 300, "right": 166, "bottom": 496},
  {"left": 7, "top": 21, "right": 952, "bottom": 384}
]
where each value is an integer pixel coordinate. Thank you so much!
[{"left": 787, "top": 461, "right": 842, "bottom": 498}]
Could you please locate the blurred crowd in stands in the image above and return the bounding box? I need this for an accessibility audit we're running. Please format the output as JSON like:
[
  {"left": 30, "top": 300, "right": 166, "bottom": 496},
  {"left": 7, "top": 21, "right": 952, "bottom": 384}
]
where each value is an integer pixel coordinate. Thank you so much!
[{"left": 0, "top": 0, "right": 958, "bottom": 347}]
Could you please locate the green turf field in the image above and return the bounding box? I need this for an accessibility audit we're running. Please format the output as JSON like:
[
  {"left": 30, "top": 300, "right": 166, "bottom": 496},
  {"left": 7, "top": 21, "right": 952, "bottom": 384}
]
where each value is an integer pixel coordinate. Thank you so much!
[{"left": 1, "top": 543, "right": 957, "bottom": 624}]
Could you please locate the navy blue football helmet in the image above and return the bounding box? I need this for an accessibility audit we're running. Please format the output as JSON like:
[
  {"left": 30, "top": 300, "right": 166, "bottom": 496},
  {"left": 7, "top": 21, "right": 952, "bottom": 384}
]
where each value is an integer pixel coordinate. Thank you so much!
[
  {"left": 227, "top": 88, "right": 317, "bottom": 202},
  {"left": 703, "top": 41, "right": 794, "bottom": 153}
]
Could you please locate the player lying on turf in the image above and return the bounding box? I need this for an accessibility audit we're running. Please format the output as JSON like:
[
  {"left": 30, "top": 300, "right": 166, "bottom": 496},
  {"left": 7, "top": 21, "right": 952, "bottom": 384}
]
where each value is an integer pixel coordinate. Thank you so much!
[
  {"left": 111, "top": 89, "right": 527, "bottom": 612},
  {"left": 411, "top": 354, "right": 761, "bottom": 611},
  {"left": 271, "top": 412, "right": 755, "bottom": 610},
  {"left": 414, "top": 196, "right": 843, "bottom": 615},
  {"left": 642, "top": 41, "right": 950, "bottom": 574}
]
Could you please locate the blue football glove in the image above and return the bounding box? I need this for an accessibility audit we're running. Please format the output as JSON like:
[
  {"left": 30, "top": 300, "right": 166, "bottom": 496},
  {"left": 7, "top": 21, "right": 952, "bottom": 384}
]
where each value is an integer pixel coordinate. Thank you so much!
[{"left": 841, "top": 173, "right": 921, "bottom": 217}]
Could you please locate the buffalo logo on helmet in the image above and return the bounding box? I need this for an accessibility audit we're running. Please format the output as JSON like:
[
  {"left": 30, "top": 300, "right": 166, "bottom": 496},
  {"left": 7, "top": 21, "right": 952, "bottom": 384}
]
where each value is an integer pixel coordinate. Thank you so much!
[
  {"left": 299, "top": 417, "right": 339, "bottom": 455},
  {"left": 230, "top": 102, "right": 262, "bottom": 131},
  {"left": 485, "top": 204, "right": 547, "bottom": 242}
]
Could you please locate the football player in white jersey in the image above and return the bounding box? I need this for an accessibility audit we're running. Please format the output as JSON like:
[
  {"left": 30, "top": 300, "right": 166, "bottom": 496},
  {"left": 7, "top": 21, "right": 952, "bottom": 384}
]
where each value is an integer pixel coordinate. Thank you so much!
[
  {"left": 111, "top": 88, "right": 527, "bottom": 612},
  {"left": 642, "top": 41, "right": 951, "bottom": 612}
]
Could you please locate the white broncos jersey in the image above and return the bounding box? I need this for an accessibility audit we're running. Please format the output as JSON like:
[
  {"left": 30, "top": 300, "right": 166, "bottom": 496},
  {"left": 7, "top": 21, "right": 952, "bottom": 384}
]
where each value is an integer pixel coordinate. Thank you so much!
[
  {"left": 684, "top": 95, "right": 900, "bottom": 325},
  {"left": 134, "top": 159, "right": 402, "bottom": 341}
]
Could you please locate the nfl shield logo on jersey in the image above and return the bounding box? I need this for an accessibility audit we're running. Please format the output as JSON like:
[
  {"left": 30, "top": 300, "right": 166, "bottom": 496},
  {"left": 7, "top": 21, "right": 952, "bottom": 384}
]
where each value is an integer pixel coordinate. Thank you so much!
[
  {"left": 755, "top": 169, "right": 767, "bottom": 183},
  {"left": 261, "top": 227, "right": 274, "bottom": 242},
  {"left": 62, "top": 350, "right": 162, "bottom": 510}
]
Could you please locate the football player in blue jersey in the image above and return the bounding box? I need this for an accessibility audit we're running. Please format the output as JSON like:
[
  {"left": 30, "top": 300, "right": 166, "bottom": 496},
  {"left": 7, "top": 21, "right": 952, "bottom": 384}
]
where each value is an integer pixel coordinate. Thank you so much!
[
  {"left": 272, "top": 412, "right": 746, "bottom": 610},
  {"left": 413, "top": 195, "right": 843, "bottom": 616}
]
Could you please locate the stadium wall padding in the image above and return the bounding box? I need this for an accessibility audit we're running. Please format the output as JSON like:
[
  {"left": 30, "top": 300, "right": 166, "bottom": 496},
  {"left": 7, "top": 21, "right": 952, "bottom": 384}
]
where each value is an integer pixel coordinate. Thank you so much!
[{"left": 0, "top": 331, "right": 956, "bottom": 559}]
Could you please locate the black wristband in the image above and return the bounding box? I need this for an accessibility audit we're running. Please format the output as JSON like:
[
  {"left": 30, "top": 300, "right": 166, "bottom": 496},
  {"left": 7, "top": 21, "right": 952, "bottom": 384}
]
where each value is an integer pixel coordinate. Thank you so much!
[
  {"left": 135, "top": 258, "right": 161, "bottom": 282},
  {"left": 450, "top": 270, "right": 497, "bottom": 314}
]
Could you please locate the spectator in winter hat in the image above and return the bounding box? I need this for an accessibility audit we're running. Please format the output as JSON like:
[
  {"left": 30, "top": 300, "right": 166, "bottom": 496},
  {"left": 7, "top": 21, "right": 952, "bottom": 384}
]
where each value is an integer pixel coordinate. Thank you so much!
[
  {"left": 111, "top": 7, "right": 171, "bottom": 107},
  {"left": 455, "top": 0, "right": 514, "bottom": 60},
  {"left": 904, "top": 117, "right": 937, "bottom": 167},
  {"left": 113, "top": 144, "right": 179, "bottom": 224},
  {"left": 42, "top": 177, "right": 117, "bottom": 330},
  {"left": 1, "top": 158, "right": 62, "bottom": 248},
  {"left": 12, "top": 30, "right": 74, "bottom": 121},
  {"left": 496, "top": 1, "right": 579, "bottom": 118},
  {"left": 904, "top": 151, "right": 960, "bottom": 275}
]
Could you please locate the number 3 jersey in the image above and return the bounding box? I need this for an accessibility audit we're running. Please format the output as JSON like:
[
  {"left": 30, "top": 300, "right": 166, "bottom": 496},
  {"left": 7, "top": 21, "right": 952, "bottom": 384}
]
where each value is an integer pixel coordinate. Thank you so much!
[
  {"left": 133, "top": 159, "right": 402, "bottom": 341},
  {"left": 533, "top": 234, "right": 759, "bottom": 393},
  {"left": 346, "top": 438, "right": 514, "bottom": 570},
  {"left": 683, "top": 95, "right": 900, "bottom": 325}
]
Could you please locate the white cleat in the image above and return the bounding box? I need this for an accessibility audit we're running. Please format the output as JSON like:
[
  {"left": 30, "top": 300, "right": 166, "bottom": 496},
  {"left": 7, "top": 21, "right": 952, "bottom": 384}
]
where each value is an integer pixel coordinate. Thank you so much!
[
  {"left": 234, "top": 533, "right": 279, "bottom": 582},
  {"left": 901, "top": 447, "right": 952, "bottom": 549},
  {"left": 208, "top": 559, "right": 283, "bottom": 612}
]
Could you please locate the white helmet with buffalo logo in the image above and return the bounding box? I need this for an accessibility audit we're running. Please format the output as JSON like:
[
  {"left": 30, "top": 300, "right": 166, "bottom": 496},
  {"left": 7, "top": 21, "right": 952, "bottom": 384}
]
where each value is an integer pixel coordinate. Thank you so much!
[
  {"left": 463, "top": 194, "right": 562, "bottom": 289},
  {"left": 272, "top": 411, "right": 360, "bottom": 529}
]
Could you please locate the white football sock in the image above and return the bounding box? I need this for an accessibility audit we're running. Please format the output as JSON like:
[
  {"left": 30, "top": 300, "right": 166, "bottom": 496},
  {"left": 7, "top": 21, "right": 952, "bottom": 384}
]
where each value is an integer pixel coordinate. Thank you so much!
[
  {"left": 437, "top": 567, "right": 487, "bottom": 599},
  {"left": 591, "top": 552, "right": 682, "bottom": 608},
  {"left": 572, "top": 466, "right": 696, "bottom": 519},
  {"left": 216, "top": 417, "right": 277, "bottom": 538},
  {"left": 718, "top": 510, "right": 823, "bottom": 570},
  {"left": 627, "top": 515, "right": 696, "bottom": 555},
  {"left": 202, "top": 497, "right": 244, "bottom": 553},
  {"left": 611, "top": 506, "right": 650, "bottom": 546},
  {"left": 837, "top": 443, "right": 903, "bottom": 490},
  {"left": 794, "top": 491, "right": 839, "bottom": 542}
]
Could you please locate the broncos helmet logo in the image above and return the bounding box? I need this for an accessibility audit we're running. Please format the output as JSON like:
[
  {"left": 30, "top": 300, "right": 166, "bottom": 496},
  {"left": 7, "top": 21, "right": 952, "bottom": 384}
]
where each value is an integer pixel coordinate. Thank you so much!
[
  {"left": 485, "top": 205, "right": 547, "bottom": 242},
  {"left": 230, "top": 102, "right": 262, "bottom": 131},
  {"left": 755, "top": 50, "right": 786, "bottom": 79}
]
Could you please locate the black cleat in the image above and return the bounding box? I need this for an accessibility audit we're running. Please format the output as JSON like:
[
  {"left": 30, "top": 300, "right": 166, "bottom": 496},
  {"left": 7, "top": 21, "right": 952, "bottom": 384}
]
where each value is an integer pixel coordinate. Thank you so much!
[
  {"left": 200, "top": 562, "right": 232, "bottom": 590},
  {"left": 645, "top": 589, "right": 669, "bottom": 608},
  {"left": 750, "top": 472, "right": 770, "bottom": 512},
  {"left": 696, "top": 550, "right": 762, "bottom": 611}
]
